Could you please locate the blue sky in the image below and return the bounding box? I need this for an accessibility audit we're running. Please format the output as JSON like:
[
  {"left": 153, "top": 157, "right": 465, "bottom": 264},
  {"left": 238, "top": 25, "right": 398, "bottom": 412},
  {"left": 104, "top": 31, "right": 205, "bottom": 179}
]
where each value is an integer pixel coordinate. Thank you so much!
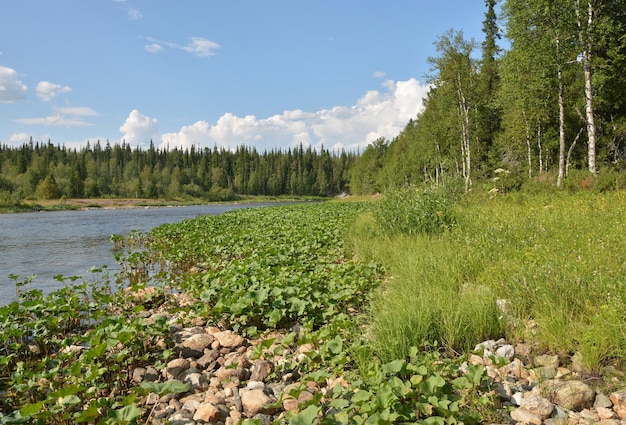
[{"left": 0, "top": 1, "right": 489, "bottom": 153}]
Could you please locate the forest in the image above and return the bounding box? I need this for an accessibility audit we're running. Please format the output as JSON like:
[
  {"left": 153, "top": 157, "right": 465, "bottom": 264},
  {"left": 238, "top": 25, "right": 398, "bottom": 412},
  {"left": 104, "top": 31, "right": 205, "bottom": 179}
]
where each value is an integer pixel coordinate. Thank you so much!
[
  {"left": 0, "top": 140, "right": 356, "bottom": 203},
  {"left": 1, "top": 0, "right": 625, "bottom": 205},
  {"left": 351, "top": 0, "right": 626, "bottom": 194}
]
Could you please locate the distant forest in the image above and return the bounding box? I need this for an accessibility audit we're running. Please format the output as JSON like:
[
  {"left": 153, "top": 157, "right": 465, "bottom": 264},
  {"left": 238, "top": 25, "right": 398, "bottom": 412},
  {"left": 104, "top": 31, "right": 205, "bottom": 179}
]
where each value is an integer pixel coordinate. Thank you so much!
[
  {"left": 0, "top": 140, "right": 356, "bottom": 203},
  {"left": 2, "top": 0, "right": 626, "bottom": 204}
]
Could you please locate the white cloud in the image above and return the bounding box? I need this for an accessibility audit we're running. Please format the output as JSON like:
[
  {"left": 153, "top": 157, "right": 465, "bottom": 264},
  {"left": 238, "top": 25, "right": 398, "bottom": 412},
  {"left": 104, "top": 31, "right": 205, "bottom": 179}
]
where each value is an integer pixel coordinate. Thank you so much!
[
  {"left": 119, "top": 109, "right": 160, "bottom": 147},
  {"left": 372, "top": 71, "right": 386, "bottom": 78},
  {"left": 156, "top": 78, "right": 431, "bottom": 152},
  {"left": 144, "top": 43, "right": 162, "bottom": 53},
  {"left": 36, "top": 81, "right": 72, "bottom": 101},
  {"left": 145, "top": 36, "right": 220, "bottom": 58},
  {"left": 112, "top": 0, "right": 142, "bottom": 21},
  {"left": 0, "top": 66, "right": 27, "bottom": 103},
  {"left": 9, "top": 132, "right": 31, "bottom": 144},
  {"left": 14, "top": 105, "right": 98, "bottom": 127}
]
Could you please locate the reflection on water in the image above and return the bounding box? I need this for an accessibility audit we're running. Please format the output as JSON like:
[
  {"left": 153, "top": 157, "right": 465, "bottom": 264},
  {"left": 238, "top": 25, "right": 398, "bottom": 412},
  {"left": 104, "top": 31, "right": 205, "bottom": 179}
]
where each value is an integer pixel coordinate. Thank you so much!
[{"left": 0, "top": 203, "right": 283, "bottom": 306}]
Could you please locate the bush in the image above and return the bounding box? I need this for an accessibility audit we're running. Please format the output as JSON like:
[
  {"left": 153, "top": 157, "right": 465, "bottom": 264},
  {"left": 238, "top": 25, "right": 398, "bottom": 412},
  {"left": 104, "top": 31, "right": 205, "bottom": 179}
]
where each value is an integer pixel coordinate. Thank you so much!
[{"left": 373, "top": 186, "right": 457, "bottom": 236}]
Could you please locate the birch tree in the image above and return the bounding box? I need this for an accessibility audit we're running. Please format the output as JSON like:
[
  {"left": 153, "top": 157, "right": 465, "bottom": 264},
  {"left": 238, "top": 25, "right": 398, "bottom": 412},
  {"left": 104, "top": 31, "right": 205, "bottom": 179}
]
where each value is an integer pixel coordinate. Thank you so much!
[{"left": 428, "top": 30, "right": 478, "bottom": 192}]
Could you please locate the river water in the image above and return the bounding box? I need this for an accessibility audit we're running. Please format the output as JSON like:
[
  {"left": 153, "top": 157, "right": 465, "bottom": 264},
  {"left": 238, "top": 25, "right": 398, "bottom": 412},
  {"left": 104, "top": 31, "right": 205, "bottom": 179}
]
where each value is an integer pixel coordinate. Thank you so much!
[{"left": 0, "top": 203, "right": 283, "bottom": 306}]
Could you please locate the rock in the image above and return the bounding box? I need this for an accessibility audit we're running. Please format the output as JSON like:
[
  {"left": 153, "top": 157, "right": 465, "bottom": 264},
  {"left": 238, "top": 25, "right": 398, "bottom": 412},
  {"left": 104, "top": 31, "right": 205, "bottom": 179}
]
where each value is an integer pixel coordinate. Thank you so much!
[
  {"left": 510, "top": 408, "right": 543, "bottom": 425},
  {"left": 597, "top": 406, "right": 618, "bottom": 420},
  {"left": 145, "top": 366, "right": 160, "bottom": 382},
  {"left": 570, "top": 351, "right": 586, "bottom": 373},
  {"left": 534, "top": 366, "right": 557, "bottom": 379},
  {"left": 534, "top": 354, "right": 559, "bottom": 368},
  {"left": 495, "top": 344, "right": 515, "bottom": 360},
  {"left": 609, "top": 390, "right": 626, "bottom": 418},
  {"left": 250, "top": 360, "right": 273, "bottom": 382},
  {"left": 181, "top": 371, "right": 209, "bottom": 392},
  {"left": 177, "top": 333, "right": 215, "bottom": 358},
  {"left": 214, "top": 330, "right": 245, "bottom": 348},
  {"left": 494, "top": 382, "right": 512, "bottom": 401},
  {"left": 595, "top": 392, "right": 613, "bottom": 409},
  {"left": 181, "top": 399, "right": 201, "bottom": 412},
  {"left": 282, "top": 389, "right": 314, "bottom": 412},
  {"left": 515, "top": 343, "right": 533, "bottom": 363},
  {"left": 132, "top": 367, "right": 146, "bottom": 384},
  {"left": 193, "top": 402, "right": 224, "bottom": 423},
  {"left": 542, "top": 379, "right": 595, "bottom": 411},
  {"left": 165, "top": 358, "right": 191, "bottom": 380},
  {"left": 240, "top": 388, "right": 280, "bottom": 416},
  {"left": 519, "top": 394, "right": 554, "bottom": 419}
]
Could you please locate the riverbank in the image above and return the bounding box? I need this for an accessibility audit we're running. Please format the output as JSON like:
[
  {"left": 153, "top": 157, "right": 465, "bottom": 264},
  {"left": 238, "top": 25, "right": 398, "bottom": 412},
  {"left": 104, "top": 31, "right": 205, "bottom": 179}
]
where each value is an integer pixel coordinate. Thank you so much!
[{"left": 0, "top": 195, "right": 325, "bottom": 213}]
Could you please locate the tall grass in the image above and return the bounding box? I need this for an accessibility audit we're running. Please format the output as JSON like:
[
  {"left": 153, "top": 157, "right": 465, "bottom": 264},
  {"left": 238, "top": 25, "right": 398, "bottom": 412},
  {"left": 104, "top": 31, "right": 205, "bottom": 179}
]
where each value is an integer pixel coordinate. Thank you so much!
[{"left": 349, "top": 189, "right": 626, "bottom": 371}]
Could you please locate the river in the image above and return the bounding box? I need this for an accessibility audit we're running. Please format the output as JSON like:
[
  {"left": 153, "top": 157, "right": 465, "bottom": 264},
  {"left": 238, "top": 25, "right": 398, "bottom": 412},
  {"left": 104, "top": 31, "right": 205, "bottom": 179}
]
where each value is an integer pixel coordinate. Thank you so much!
[{"left": 0, "top": 202, "right": 284, "bottom": 306}]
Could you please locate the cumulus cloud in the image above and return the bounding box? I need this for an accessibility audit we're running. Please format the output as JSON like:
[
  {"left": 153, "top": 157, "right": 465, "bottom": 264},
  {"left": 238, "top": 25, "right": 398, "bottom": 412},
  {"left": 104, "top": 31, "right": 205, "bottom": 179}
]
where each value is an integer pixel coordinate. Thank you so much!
[
  {"left": 0, "top": 66, "right": 27, "bottom": 103},
  {"left": 14, "top": 106, "right": 97, "bottom": 127},
  {"left": 36, "top": 81, "right": 72, "bottom": 101},
  {"left": 372, "top": 71, "right": 386, "bottom": 78},
  {"left": 152, "top": 78, "right": 431, "bottom": 152},
  {"left": 119, "top": 109, "right": 160, "bottom": 147},
  {"left": 145, "top": 36, "right": 220, "bottom": 58},
  {"left": 9, "top": 132, "right": 31, "bottom": 144}
]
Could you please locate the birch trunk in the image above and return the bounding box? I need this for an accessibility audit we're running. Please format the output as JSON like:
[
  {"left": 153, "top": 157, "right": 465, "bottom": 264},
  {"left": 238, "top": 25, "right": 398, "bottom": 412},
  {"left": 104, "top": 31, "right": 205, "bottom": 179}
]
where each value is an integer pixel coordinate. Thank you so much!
[
  {"left": 556, "top": 37, "right": 566, "bottom": 188},
  {"left": 577, "top": 0, "right": 597, "bottom": 175}
]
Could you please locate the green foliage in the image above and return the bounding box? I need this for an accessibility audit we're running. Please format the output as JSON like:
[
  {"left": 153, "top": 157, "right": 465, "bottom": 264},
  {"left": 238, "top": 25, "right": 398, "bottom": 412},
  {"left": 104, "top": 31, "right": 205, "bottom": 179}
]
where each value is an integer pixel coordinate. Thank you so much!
[
  {"left": 372, "top": 186, "right": 458, "bottom": 236},
  {"left": 351, "top": 191, "right": 626, "bottom": 371},
  {"left": 0, "top": 141, "right": 356, "bottom": 204}
]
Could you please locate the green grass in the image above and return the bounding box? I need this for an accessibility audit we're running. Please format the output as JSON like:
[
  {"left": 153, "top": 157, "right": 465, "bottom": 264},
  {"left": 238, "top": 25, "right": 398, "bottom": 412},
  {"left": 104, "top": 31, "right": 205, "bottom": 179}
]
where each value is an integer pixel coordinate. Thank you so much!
[{"left": 350, "top": 189, "right": 626, "bottom": 371}]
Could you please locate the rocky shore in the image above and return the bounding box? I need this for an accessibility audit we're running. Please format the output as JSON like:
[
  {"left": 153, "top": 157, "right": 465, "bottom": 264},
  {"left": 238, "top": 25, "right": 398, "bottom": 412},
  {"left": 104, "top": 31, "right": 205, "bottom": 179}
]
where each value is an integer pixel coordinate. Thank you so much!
[{"left": 119, "top": 298, "right": 626, "bottom": 425}]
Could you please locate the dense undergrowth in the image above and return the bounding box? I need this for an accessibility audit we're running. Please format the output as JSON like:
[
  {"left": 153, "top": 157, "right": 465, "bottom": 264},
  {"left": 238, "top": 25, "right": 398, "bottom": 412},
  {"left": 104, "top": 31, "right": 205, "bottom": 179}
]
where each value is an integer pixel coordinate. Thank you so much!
[
  {"left": 1, "top": 189, "right": 624, "bottom": 424},
  {"left": 351, "top": 187, "right": 626, "bottom": 375}
]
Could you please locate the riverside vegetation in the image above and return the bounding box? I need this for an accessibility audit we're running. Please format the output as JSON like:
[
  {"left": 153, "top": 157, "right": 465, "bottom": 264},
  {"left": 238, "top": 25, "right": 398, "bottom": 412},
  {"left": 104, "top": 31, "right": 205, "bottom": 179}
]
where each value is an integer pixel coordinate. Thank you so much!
[{"left": 1, "top": 187, "right": 625, "bottom": 424}]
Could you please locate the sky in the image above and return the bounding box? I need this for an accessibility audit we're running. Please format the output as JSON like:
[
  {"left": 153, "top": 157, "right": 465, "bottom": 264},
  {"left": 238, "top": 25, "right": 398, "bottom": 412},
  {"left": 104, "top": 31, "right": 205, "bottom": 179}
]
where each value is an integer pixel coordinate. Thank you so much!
[{"left": 0, "top": 1, "right": 489, "bottom": 153}]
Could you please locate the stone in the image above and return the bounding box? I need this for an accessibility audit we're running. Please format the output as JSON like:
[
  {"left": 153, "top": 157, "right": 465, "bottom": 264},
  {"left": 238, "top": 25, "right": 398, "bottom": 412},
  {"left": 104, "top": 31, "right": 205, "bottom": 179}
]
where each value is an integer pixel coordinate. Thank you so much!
[
  {"left": 519, "top": 394, "right": 554, "bottom": 419},
  {"left": 181, "top": 399, "right": 201, "bottom": 412},
  {"left": 181, "top": 371, "right": 209, "bottom": 392},
  {"left": 597, "top": 406, "right": 617, "bottom": 420},
  {"left": 542, "top": 379, "right": 595, "bottom": 411},
  {"left": 165, "top": 358, "right": 191, "bottom": 380},
  {"left": 515, "top": 343, "right": 533, "bottom": 363},
  {"left": 132, "top": 367, "right": 146, "bottom": 384},
  {"left": 494, "top": 382, "right": 512, "bottom": 401},
  {"left": 534, "top": 354, "right": 559, "bottom": 368},
  {"left": 177, "top": 333, "right": 215, "bottom": 358},
  {"left": 595, "top": 392, "right": 613, "bottom": 409},
  {"left": 240, "top": 388, "right": 280, "bottom": 416},
  {"left": 282, "top": 389, "right": 314, "bottom": 412},
  {"left": 609, "top": 390, "right": 626, "bottom": 418},
  {"left": 194, "top": 402, "right": 224, "bottom": 423},
  {"left": 145, "top": 366, "right": 160, "bottom": 382},
  {"left": 214, "top": 330, "right": 245, "bottom": 348},
  {"left": 250, "top": 359, "right": 273, "bottom": 382},
  {"left": 495, "top": 344, "right": 515, "bottom": 360},
  {"left": 510, "top": 408, "right": 543, "bottom": 425}
]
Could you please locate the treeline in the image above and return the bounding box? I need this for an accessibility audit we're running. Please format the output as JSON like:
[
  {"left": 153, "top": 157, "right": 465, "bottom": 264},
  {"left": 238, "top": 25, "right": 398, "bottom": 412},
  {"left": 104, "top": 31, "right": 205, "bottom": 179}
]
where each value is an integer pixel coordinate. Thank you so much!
[
  {"left": 0, "top": 140, "right": 356, "bottom": 203},
  {"left": 351, "top": 0, "right": 626, "bottom": 194}
]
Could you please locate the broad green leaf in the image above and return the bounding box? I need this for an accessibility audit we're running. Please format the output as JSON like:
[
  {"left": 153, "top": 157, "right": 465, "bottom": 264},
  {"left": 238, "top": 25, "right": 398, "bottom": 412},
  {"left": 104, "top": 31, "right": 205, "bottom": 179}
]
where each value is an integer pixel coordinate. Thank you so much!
[
  {"left": 381, "top": 359, "right": 405, "bottom": 375},
  {"left": 290, "top": 405, "right": 321, "bottom": 425},
  {"left": 139, "top": 380, "right": 190, "bottom": 395},
  {"left": 107, "top": 405, "right": 141, "bottom": 423}
]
